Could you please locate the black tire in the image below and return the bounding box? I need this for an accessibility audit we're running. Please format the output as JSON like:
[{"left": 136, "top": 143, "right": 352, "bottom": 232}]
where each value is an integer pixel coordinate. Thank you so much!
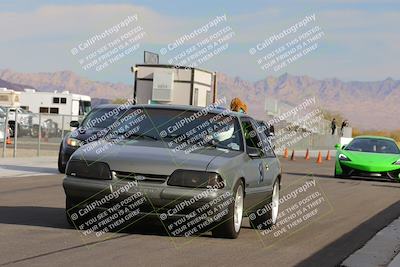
[
  {"left": 30, "top": 125, "right": 39, "bottom": 137},
  {"left": 58, "top": 145, "right": 66, "bottom": 173},
  {"left": 10, "top": 123, "right": 23, "bottom": 137},
  {"left": 250, "top": 180, "right": 280, "bottom": 230},
  {"left": 65, "top": 197, "right": 75, "bottom": 228},
  {"left": 66, "top": 197, "right": 89, "bottom": 229},
  {"left": 8, "top": 122, "right": 15, "bottom": 137},
  {"left": 212, "top": 180, "right": 244, "bottom": 239}
]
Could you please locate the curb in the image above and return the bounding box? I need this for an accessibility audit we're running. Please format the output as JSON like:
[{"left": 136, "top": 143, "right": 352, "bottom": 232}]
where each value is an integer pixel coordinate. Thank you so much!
[{"left": 341, "top": 215, "right": 400, "bottom": 267}]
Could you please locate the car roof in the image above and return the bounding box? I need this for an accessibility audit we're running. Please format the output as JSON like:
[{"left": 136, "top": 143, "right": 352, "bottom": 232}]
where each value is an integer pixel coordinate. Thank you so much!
[
  {"left": 353, "top": 135, "right": 397, "bottom": 142},
  {"left": 95, "top": 103, "right": 251, "bottom": 118}
]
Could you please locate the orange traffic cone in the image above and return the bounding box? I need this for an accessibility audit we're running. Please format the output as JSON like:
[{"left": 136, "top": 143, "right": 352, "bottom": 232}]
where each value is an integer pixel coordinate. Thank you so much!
[
  {"left": 283, "top": 148, "right": 288, "bottom": 158},
  {"left": 316, "top": 152, "right": 322, "bottom": 164},
  {"left": 305, "top": 149, "right": 310, "bottom": 160},
  {"left": 326, "top": 150, "right": 331, "bottom": 161},
  {"left": 290, "top": 150, "right": 295, "bottom": 161},
  {"left": 6, "top": 127, "right": 11, "bottom": 144}
]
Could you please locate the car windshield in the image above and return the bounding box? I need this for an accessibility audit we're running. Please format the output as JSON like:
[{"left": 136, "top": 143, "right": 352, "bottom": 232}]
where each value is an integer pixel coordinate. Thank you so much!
[
  {"left": 80, "top": 107, "right": 128, "bottom": 129},
  {"left": 106, "top": 108, "right": 244, "bottom": 152},
  {"left": 345, "top": 138, "right": 400, "bottom": 154},
  {"left": 79, "top": 100, "right": 92, "bottom": 115}
]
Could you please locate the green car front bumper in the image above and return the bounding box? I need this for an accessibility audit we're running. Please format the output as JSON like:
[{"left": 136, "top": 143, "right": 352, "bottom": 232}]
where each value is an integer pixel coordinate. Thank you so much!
[{"left": 335, "top": 160, "right": 400, "bottom": 181}]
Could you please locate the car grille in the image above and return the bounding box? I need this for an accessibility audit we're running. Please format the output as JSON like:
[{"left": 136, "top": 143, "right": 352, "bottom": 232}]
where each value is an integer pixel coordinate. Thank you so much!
[{"left": 113, "top": 171, "right": 168, "bottom": 183}]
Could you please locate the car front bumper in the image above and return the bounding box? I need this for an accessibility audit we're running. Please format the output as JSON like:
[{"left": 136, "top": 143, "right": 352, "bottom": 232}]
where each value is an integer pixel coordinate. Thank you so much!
[
  {"left": 336, "top": 161, "right": 400, "bottom": 180},
  {"left": 63, "top": 176, "right": 233, "bottom": 219}
]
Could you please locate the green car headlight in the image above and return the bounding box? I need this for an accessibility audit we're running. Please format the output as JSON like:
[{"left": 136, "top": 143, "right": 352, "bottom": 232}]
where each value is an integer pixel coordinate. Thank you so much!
[
  {"left": 167, "top": 170, "right": 225, "bottom": 189},
  {"left": 338, "top": 153, "right": 351, "bottom": 161},
  {"left": 393, "top": 159, "right": 400, "bottom": 165},
  {"left": 67, "top": 137, "right": 82, "bottom": 147}
]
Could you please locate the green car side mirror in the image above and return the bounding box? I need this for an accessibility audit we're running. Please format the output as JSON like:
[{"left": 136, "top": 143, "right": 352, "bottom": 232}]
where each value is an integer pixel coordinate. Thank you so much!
[{"left": 334, "top": 143, "right": 341, "bottom": 149}]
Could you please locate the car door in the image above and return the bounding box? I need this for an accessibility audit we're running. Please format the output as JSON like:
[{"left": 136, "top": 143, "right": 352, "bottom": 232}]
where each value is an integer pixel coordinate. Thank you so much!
[
  {"left": 240, "top": 118, "right": 273, "bottom": 209},
  {"left": 255, "top": 120, "right": 280, "bottom": 189}
]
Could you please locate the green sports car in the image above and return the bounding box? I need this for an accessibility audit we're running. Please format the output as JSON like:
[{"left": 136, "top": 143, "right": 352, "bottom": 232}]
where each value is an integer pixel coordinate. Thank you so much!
[{"left": 334, "top": 136, "right": 400, "bottom": 181}]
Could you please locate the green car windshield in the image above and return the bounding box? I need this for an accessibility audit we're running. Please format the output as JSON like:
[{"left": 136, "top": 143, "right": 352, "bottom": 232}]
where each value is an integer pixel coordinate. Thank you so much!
[{"left": 345, "top": 138, "right": 400, "bottom": 154}]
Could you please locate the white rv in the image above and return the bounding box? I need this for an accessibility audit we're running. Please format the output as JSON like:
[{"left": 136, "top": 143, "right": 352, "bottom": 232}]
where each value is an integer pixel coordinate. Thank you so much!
[
  {"left": 19, "top": 89, "right": 91, "bottom": 116},
  {"left": 0, "top": 89, "right": 91, "bottom": 136},
  {"left": 0, "top": 88, "right": 21, "bottom": 107}
]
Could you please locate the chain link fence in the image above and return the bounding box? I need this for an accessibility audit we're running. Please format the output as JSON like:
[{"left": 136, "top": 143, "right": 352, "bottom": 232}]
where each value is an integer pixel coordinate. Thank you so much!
[
  {"left": 0, "top": 101, "right": 345, "bottom": 158},
  {"left": 265, "top": 97, "right": 343, "bottom": 152},
  {"left": 1, "top": 108, "right": 84, "bottom": 158}
]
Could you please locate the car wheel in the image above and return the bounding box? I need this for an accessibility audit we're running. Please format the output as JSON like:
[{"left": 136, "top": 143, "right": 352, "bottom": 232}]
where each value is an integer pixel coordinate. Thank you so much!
[
  {"left": 212, "top": 180, "right": 244, "bottom": 239},
  {"left": 8, "top": 122, "right": 15, "bottom": 137},
  {"left": 65, "top": 197, "right": 75, "bottom": 228},
  {"left": 250, "top": 180, "right": 280, "bottom": 230},
  {"left": 30, "top": 125, "right": 39, "bottom": 137},
  {"left": 58, "top": 145, "right": 66, "bottom": 173}
]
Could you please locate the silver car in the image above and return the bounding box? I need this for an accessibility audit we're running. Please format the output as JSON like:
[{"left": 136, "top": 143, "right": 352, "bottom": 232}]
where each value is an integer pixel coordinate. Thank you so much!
[{"left": 63, "top": 104, "right": 281, "bottom": 239}]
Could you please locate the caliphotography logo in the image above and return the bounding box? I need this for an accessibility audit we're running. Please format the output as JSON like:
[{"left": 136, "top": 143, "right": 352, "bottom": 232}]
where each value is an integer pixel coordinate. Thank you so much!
[{"left": 0, "top": 1, "right": 400, "bottom": 267}]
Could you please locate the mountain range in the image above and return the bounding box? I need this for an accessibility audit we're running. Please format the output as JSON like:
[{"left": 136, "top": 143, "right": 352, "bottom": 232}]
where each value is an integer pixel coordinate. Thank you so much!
[
  {"left": 0, "top": 77, "right": 34, "bottom": 91},
  {"left": 0, "top": 68, "right": 398, "bottom": 130}
]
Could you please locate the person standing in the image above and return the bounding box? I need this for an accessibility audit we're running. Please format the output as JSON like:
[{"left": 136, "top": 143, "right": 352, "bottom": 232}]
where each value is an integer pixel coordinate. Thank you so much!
[
  {"left": 331, "top": 118, "right": 337, "bottom": 135},
  {"left": 340, "top": 119, "right": 349, "bottom": 136}
]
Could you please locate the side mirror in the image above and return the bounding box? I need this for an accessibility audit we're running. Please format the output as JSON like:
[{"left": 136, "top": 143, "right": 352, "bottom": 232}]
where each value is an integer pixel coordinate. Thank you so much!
[
  {"left": 247, "top": 146, "right": 263, "bottom": 158},
  {"left": 334, "top": 143, "right": 341, "bottom": 149},
  {"left": 70, "top": 121, "right": 80, "bottom": 127},
  {"left": 269, "top": 125, "right": 275, "bottom": 134}
]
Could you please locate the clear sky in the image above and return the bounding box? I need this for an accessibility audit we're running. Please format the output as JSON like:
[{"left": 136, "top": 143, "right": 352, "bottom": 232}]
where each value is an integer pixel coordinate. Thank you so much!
[{"left": 0, "top": 0, "right": 399, "bottom": 84}]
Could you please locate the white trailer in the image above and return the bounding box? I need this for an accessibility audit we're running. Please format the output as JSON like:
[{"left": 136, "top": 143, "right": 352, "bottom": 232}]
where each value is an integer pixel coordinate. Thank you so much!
[
  {"left": 0, "top": 89, "right": 91, "bottom": 136},
  {"left": 132, "top": 64, "right": 217, "bottom": 107},
  {"left": 19, "top": 89, "right": 91, "bottom": 117},
  {"left": 17, "top": 89, "right": 91, "bottom": 134}
]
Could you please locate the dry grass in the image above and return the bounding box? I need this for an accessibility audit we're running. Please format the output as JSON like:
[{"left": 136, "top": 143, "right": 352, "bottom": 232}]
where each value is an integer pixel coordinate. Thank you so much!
[{"left": 353, "top": 128, "right": 400, "bottom": 142}]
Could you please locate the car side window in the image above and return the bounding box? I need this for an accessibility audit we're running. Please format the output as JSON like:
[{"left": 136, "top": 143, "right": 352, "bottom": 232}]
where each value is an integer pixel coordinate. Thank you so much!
[
  {"left": 241, "top": 120, "right": 263, "bottom": 150},
  {"left": 256, "top": 122, "right": 276, "bottom": 157}
]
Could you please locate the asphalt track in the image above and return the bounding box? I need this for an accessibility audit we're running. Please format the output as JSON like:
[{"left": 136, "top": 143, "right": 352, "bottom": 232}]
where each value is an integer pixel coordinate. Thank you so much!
[{"left": 0, "top": 158, "right": 399, "bottom": 267}]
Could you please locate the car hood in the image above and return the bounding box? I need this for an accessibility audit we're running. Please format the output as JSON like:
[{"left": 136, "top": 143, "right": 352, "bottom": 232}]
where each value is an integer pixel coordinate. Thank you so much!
[
  {"left": 340, "top": 150, "right": 400, "bottom": 165},
  {"left": 71, "top": 140, "right": 241, "bottom": 175}
]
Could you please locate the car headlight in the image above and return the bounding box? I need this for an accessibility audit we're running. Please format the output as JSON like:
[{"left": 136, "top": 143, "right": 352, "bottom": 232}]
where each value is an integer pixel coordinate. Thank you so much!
[
  {"left": 167, "top": 170, "right": 225, "bottom": 189},
  {"left": 66, "top": 160, "right": 111, "bottom": 180},
  {"left": 393, "top": 159, "right": 400, "bottom": 165},
  {"left": 67, "top": 137, "right": 81, "bottom": 147},
  {"left": 338, "top": 153, "right": 351, "bottom": 161}
]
